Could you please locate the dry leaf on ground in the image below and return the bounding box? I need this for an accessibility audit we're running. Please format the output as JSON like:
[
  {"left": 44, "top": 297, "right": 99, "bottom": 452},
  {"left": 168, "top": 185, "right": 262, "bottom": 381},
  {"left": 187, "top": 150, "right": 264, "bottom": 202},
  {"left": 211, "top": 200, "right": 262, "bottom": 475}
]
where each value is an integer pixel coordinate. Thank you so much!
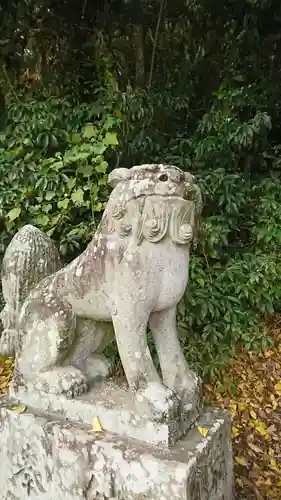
[
  {"left": 0, "top": 356, "right": 14, "bottom": 393},
  {"left": 92, "top": 416, "right": 103, "bottom": 433},
  {"left": 204, "top": 314, "right": 281, "bottom": 500}
]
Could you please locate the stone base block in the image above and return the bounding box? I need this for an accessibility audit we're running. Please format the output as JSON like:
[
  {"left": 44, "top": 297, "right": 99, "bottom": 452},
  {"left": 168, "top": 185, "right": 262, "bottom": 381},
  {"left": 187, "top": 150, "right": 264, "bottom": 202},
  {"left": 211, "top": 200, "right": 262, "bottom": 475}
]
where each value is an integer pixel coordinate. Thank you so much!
[
  {"left": 10, "top": 379, "right": 201, "bottom": 447},
  {"left": 0, "top": 399, "right": 233, "bottom": 500}
]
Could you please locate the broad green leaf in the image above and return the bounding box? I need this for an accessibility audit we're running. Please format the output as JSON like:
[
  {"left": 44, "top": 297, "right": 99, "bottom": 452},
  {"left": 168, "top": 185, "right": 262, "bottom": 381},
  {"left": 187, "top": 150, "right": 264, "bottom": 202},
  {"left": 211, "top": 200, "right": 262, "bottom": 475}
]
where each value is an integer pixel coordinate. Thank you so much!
[
  {"left": 95, "top": 161, "right": 108, "bottom": 174},
  {"left": 7, "top": 207, "right": 21, "bottom": 221},
  {"left": 52, "top": 160, "right": 63, "bottom": 169},
  {"left": 71, "top": 188, "right": 84, "bottom": 205},
  {"left": 83, "top": 124, "right": 96, "bottom": 139},
  {"left": 92, "top": 143, "right": 107, "bottom": 155},
  {"left": 94, "top": 202, "right": 103, "bottom": 211},
  {"left": 198, "top": 278, "right": 205, "bottom": 288},
  {"left": 67, "top": 178, "right": 76, "bottom": 190},
  {"left": 45, "top": 191, "right": 55, "bottom": 201},
  {"left": 83, "top": 164, "right": 93, "bottom": 177},
  {"left": 42, "top": 204, "right": 52, "bottom": 213},
  {"left": 46, "top": 227, "right": 56, "bottom": 237},
  {"left": 35, "top": 215, "right": 49, "bottom": 226},
  {"left": 71, "top": 133, "right": 81, "bottom": 144},
  {"left": 58, "top": 198, "right": 70, "bottom": 210},
  {"left": 104, "top": 132, "right": 119, "bottom": 146}
]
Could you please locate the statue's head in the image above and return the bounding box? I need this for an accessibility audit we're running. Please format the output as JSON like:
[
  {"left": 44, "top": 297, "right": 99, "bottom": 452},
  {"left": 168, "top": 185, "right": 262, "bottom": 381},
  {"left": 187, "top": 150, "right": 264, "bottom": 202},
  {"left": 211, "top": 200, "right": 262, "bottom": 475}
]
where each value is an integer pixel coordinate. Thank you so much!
[
  {"left": 100, "top": 164, "right": 202, "bottom": 246},
  {"left": 108, "top": 163, "right": 201, "bottom": 201}
]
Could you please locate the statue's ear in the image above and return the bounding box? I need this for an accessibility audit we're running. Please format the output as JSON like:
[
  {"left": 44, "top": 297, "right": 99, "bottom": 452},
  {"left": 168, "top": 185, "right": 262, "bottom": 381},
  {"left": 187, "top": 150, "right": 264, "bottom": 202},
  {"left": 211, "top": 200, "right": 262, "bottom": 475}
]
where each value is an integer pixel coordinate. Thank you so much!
[
  {"left": 108, "top": 168, "right": 131, "bottom": 188},
  {"left": 184, "top": 172, "right": 195, "bottom": 183}
]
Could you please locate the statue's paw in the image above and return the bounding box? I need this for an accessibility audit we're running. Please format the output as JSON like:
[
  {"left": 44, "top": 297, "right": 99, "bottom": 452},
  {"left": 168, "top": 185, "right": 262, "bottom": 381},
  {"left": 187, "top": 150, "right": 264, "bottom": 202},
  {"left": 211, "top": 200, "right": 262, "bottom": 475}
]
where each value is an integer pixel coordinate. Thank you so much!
[
  {"left": 135, "top": 381, "right": 180, "bottom": 421},
  {"left": 169, "top": 369, "right": 202, "bottom": 409},
  {"left": 82, "top": 355, "right": 112, "bottom": 383},
  {"left": 35, "top": 366, "right": 88, "bottom": 398}
]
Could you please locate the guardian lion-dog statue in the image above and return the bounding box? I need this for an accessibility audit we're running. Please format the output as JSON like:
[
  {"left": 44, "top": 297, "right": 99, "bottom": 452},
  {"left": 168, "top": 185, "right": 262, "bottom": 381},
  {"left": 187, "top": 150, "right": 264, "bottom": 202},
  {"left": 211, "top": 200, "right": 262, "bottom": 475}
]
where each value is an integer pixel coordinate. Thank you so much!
[{"left": 0, "top": 164, "right": 202, "bottom": 420}]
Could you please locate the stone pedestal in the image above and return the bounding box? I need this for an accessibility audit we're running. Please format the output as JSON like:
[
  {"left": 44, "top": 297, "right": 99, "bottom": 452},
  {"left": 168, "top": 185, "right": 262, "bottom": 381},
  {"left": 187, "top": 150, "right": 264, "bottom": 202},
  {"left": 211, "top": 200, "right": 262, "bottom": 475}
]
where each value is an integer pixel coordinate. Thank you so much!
[
  {"left": 0, "top": 390, "right": 234, "bottom": 500},
  {"left": 9, "top": 379, "right": 201, "bottom": 447}
]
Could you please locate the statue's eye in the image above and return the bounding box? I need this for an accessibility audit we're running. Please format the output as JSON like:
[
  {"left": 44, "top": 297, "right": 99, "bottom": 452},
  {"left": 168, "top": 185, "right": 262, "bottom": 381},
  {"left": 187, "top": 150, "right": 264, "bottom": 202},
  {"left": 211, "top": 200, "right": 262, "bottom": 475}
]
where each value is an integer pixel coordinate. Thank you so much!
[{"left": 158, "top": 173, "right": 168, "bottom": 182}]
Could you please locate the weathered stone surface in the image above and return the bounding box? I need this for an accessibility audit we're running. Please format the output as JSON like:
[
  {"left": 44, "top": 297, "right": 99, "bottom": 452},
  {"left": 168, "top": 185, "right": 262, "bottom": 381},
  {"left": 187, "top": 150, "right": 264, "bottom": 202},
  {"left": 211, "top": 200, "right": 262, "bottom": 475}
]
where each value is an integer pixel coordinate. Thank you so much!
[
  {"left": 10, "top": 378, "right": 201, "bottom": 446},
  {"left": 0, "top": 224, "right": 62, "bottom": 356},
  {"left": 0, "top": 399, "right": 234, "bottom": 500},
  {"left": 2, "top": 164, "right": 203, "bottom": 423}
]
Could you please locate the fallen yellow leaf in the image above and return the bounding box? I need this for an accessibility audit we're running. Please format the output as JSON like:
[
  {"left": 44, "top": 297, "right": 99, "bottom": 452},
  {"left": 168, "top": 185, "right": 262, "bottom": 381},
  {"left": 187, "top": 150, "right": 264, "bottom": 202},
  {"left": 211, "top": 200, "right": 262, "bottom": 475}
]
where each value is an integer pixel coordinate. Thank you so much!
[
  {"left": 196, "top": 424, "right": 209, "bottom": 437},
  {"left": 236, "top": 477, "right": 243, "bottom": 488},
  {"left": 235, "top": 456, "right": 248, "bottom": 467},
  {"left": 254, "top": 420, "right": 268, "bottom": 438},
  {"left": 274, "top": 380, "right": 281, "bottom": 395},
  {"left": 202, "top": 316, "right": 281, "bottom": 500},
  {"left": 269, "top": 458, "right": 281, "bottom": 474},
  {"left": 0, "top": 380, "right": 10, "bottom": 390},
  {"left": 232, "top": 427, "right": 240, "bottom": 438},
  {"left": 248, "top": 442, "right": 263, "bottom": 454},
  {"left": 269, "top": 393, "right": 277, "bottom": 410},
  {"left": 238, "top": 403, "right": 248, "bottom": 412},
  {"left": 4, "top": 358, "right": 13, "bottom": 366},
  {"left": 250, "top": 409, "right": 257, "bottom": 420},
  {"left": 11, "top": 404, "right": 26, "bottom": 414},
  {"left": 92, "top": 416, "right": 103, "bottom": 433}
]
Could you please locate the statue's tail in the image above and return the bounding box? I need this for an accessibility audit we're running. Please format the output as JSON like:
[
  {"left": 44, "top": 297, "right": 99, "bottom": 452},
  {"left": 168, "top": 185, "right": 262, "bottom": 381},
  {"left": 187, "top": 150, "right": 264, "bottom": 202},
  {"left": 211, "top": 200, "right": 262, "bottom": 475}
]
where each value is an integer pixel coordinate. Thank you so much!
[{"left": 0, "top": 224, "right": 62, "bottom": 356}]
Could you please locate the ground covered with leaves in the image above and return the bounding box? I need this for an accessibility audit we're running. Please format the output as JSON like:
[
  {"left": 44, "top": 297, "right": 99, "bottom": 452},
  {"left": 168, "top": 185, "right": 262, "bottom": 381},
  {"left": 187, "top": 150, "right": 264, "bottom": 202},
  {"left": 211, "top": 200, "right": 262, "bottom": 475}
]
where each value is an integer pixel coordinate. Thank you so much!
[
  {"left": 0, "top": 356, "right": 14, "bottom": 393},
  {"left": 204, "top": 315, "right": 281, "bottom": 500},
  {"left": 1, "top": 318, "right": 281, "bottom": 499}
]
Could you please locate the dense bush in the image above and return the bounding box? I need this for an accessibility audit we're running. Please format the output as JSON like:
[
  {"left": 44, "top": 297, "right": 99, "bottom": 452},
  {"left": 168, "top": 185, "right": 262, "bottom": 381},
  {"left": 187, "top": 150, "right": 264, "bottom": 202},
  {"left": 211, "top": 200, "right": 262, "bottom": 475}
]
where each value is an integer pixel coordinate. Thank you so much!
[
  {"left": 1, "top": 0, "right": 281, "bottom": 377},
  {"left": 0, "top": 95, "right": 120, "bottom": 260},
  {"left": 113, "top": 83, "right": 281, "bottom": 376}
]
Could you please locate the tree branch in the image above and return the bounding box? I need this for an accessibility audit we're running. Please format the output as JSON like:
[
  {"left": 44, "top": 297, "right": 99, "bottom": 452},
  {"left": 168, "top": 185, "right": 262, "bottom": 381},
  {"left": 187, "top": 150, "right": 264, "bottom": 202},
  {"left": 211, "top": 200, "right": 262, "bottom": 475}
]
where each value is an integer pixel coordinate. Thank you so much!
[{"left": 147, "top": 0, "right": 165, "bottom": 92}]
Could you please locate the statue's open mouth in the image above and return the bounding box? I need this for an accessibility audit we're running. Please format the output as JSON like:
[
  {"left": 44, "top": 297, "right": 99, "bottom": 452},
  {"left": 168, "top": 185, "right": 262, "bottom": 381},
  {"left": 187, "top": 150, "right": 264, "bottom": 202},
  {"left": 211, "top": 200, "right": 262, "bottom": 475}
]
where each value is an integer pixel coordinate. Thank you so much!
[{"left": 133, "top": 192, "right": 191, "bottom": 204}]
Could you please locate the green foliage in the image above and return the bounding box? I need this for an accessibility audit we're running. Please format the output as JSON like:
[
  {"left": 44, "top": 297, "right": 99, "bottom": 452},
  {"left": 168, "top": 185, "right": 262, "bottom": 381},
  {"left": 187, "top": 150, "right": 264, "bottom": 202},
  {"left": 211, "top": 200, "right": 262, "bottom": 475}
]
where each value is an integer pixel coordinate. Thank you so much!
[
  {"left": 2, "top": 0, "right": 281, "bottom": 378},
  {"left": 0, "top": 95, "right": 120, "bottom": 259},
  {"left": 113, "top": 84, "right": 281, "bottom": 377}
]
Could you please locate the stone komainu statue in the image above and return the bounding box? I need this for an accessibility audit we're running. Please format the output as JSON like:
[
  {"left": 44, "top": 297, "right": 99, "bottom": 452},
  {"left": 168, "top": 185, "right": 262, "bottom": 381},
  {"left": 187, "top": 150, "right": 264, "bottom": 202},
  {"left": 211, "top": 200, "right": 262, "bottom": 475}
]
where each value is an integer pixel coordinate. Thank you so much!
[{"left": 0, "top": 164, "right": 202, "bottom": 419}]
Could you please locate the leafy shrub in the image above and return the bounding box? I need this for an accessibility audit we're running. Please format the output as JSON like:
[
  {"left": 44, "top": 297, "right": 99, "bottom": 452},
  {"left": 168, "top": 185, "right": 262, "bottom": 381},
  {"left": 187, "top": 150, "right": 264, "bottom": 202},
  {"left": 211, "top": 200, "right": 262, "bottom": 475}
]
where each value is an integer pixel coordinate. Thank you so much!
[
  {"left": 0, "top": 94, "right": 120, "bottom": 260},
  {"left": 111, "top": 84, "right": 281, "bottom": 377}
]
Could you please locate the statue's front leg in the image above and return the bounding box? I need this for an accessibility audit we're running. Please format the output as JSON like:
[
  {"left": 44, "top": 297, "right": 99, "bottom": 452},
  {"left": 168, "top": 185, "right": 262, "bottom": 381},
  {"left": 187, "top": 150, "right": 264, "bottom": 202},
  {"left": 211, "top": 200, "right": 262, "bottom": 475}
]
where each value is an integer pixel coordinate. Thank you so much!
[
  {"left": 149, "top": 307, "right": 201, "bottom": 408},
  {"left": 112, "top": 302, "right": 179, "bottom": 420}
]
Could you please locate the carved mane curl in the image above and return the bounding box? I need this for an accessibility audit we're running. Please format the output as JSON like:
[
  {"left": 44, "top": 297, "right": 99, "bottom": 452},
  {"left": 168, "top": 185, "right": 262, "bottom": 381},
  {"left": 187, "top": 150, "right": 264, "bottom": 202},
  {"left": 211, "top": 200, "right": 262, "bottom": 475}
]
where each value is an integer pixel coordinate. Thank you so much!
[{"left": 98, "top": 164, "right": 202, "bottom": 246}]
